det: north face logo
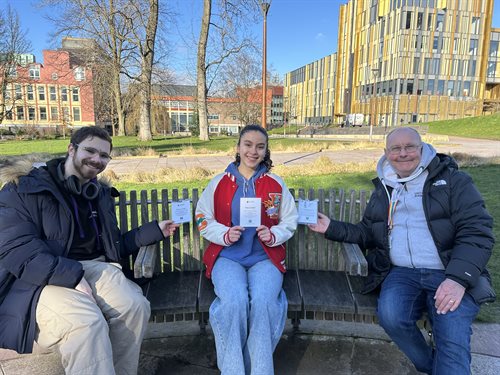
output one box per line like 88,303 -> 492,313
432,180 -> 447,186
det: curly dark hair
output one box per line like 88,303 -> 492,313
234,124 -> 273,171
70,126 -> 113,152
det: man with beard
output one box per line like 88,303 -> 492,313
0,126 -> 179,374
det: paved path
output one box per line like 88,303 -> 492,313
107,135 -> 500,175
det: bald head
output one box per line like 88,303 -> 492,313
385,127 -> 422,147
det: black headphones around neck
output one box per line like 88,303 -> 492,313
57,162 -> 100,200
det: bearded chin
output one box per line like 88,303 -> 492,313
72,157 -> 102,180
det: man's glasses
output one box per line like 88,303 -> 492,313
75,143 -> 112,161
387,144 -> 421,155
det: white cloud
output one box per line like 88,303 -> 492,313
315,32 -> 326,40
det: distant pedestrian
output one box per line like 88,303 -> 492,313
196,124 -> 298,374
308,127 -> 495,375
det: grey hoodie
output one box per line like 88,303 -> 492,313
376,143 -> 444,270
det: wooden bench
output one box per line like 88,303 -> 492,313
125,187 -> 379,329
1,187 -> 432,374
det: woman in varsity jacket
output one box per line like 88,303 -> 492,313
196,124 -> 298,375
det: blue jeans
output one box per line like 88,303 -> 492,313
377,267 -> 480,375
210,257 -> 287,375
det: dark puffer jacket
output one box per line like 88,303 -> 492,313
0,157 -> 164,353
325,154 -> 495,304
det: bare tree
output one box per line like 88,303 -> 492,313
221,51 -> 261,125
0,6 -> 31,125
196,0 -> 259,141
136,0 -> 159,141
39,0 -> 167,139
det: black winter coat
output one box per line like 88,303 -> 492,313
325,154 -> 495,304
0,160 -> 164,353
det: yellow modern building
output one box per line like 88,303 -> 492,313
284,0 -> 500,127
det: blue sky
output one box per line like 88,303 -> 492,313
2,0 -> 500,78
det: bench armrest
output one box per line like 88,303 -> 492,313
340,242 -> 368,276
133,244 -> 158,279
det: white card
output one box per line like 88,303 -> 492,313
171,200 -> 191,224
298,199 -> 318,224
239,198 -> 261,227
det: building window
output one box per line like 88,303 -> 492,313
405,11 -> 412,29
61,87 -> 68,101
49,86 -> 57,101
72,88 -> 79,102
74,67 -> 85,81
463,81 -> 470,96
16,106 -> 24,120
471,17 -> 480,34
433,37 -> 439,52
39,107 -> 47,120
469,39 -> 478,55
208,114 -> 219,120
447,81 -> 455,96
4,85 -> 11,100
28,107 -> 35,121
427,79 -> 435,95
487,62 -> 496,78
29,65 -> 40,79
416,12 -> 423,30
73,107 -> 81,122
436,13 -> 444,31
52,72 -> 58,80
406,79 -> 414,95
232,115 -> 237,120
5,109 -> 13,120
468,60 -> 476,76
15,84 -> 22,100
490,41 -> 499,57
27,85 -> 34,101
38,86 -> 46,101
427,13 -> 433,31
437,80 -> 445,95
7,66 -> 17,77
51,106 -> 59,121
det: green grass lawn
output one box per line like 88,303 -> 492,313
426,113 -> 500,140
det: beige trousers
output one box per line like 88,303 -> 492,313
35,258 -> 151,375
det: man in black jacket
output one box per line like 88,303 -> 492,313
0,126 -> 178,374
309,127 -> 495,375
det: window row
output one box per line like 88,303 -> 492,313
361,78 -> 476,97
5,85 -> 80,103
7,65 -> 86,81
4,106 -> 81,122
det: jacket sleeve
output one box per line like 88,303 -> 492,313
268,178 -> 298,246
120,220 -> 165,257
0,187 -> 83,289
444,171 -> 494,288
195,174 -> 230,246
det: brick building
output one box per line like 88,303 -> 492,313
1,39 -> 96,133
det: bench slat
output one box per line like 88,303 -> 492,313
146,272 -> 199,315
298,270 -> 355,314
341,243 -> 368,276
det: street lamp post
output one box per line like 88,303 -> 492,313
261,0 -> 271,129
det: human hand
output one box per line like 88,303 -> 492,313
75,277 -> 97,303
158,220 -> 180,237
256,225 -> 272,244
307,212 -> 331,234
434,278 -> 466,314
226,226 -> 245,244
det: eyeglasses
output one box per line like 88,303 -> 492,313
75,143 -> 112,161
387,144 -> 421,155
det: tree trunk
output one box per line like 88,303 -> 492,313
197,0 -> 211,141
138,0 -> 159,141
